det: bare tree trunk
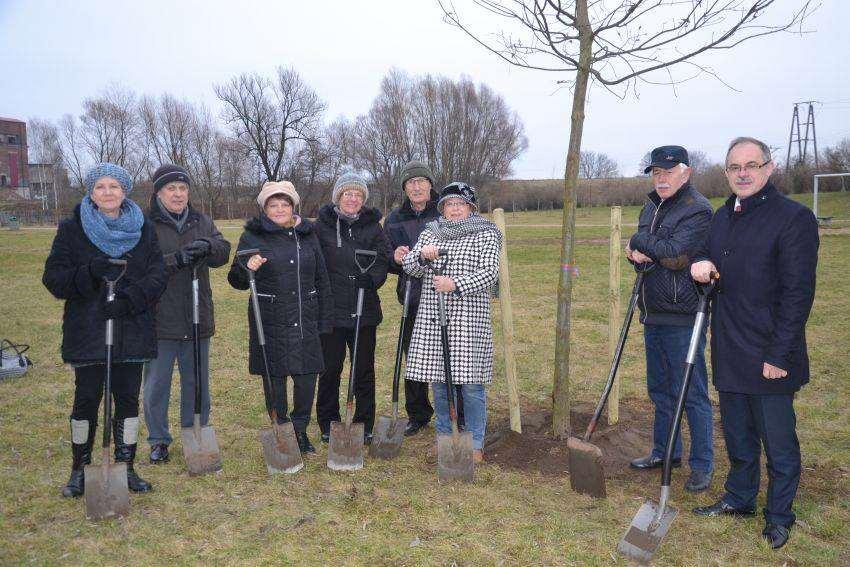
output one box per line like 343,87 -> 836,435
552,0 -> 591,439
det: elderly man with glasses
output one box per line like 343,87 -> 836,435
626,145 -> 715,493
690,137 -> 819,550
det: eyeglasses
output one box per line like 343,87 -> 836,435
725,160 -> 772,174
340,190 -> 364,201
442,200 -> 469,209
405,177 -> 430,188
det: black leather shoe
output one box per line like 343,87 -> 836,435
364,432 -> 373,446
320,432 -> 330,444
149,443 -> 169,464
404,420 -> 429,437
763,523 -> 790,549
629,455 -> 681,470
692,499 -> 755,517
684,470 -> 713,493
296,431 -> 316,455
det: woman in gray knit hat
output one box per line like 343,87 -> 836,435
314,172 -> 390,445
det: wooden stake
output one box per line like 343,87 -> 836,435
608,206 -> 622,425
493,208 -> 522,433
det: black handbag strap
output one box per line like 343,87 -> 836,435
1,339 -> 30,363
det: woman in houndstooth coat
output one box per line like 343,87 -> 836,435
402,182 -> 502,461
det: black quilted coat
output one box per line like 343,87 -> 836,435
629,182 -> 713,326
228,215 -> 331,377
42,204 -> 166,365
314,204 -> 390,328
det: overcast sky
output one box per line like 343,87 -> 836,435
2,0 -> 848,179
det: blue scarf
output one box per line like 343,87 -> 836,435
80,196 -> 145,258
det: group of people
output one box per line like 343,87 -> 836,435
42,159 -> 502,499
628,138 -> 819,549
41,135 -> 818,552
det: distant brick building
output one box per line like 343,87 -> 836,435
0,117 -> 29,198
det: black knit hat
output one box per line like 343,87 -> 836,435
399,160 -> 434,191
437,181 -> 477,212
152,164 -> 192,192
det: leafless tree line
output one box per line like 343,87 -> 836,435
27,66 -> 529,218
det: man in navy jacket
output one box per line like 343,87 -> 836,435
691,136 -> 819,549
626,145 -> 714,493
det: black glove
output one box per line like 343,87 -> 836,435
183,239 -> 211,263
355,272 -> 373,290
89,256 -> 113,280
103,292 -> 132,320
173,249 -> 191,269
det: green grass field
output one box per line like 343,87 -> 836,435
1,196 -> 848,565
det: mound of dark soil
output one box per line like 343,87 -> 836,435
484,397 -> 655,477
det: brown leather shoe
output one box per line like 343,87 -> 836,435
473,449 -> 484,464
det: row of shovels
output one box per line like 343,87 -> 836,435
82,253 -> 717,563
564,266 -> 719,564
85,248 -> 475,522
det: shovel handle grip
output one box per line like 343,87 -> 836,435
431,249 -> 449,277
236,248 -> 260,258
354,249 -> 377,274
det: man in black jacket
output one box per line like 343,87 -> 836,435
691,137 -> 819,550
143,164 -> 231,464
626,145 -> 714,493
383,161 -> 463,436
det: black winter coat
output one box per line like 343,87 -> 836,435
149,201 -> 231,340
42,204 -> 166,365
695,183 -> 819,395
315,204 -> 390,328
629,182 -> 712,326
383,194 -> 440,312
228,215 -> 332,378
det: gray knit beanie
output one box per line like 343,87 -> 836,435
332,171 -> 369,204
399,160 -> 434,191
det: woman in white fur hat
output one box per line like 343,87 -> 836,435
228,181 -> 332,454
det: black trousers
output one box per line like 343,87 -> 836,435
402,312 -> 464,426
261,373 -> 317,434
71,362 -> 143,424
719,392 -> 800,527
317,326 -> 377,435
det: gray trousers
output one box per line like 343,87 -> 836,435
143,338 -> 211,446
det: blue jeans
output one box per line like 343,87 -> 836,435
719,392 -> 799,527
431,383 -> 486,450
143,338 -> 211,446
644,324 -> 713,473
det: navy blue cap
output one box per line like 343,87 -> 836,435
644,145 -> 689,173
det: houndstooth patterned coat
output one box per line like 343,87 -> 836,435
402,216 -> 502,384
